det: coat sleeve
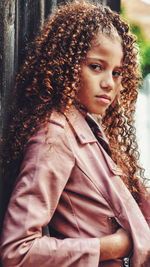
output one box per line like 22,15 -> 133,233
137,180 -> 150,226
1,123 -> 100,267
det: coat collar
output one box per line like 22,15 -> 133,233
66,106 -> 109,144
65,106 -> 97,144
50,106 -> 108,145
49,106 -> 96,144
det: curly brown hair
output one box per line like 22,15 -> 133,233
1,0 -> 148,206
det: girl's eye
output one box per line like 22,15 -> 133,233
112,70 -> 122,78
89,64 -> 102,71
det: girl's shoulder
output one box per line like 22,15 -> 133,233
23,110 -> 74,162
27,110 -> 67,147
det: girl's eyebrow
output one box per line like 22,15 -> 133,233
86,57 -> 103,61
86,57 -> 105,64
85,57 -> 106,66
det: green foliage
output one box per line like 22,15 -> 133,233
121,5 -> 150,77
140,44 -> 150,77
130,22 -> 145,44
130,21 -> 150,77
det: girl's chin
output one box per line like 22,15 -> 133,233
89,109 -> 106,116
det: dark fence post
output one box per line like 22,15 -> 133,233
0,0 -> 58,137
0,2 -> 17,265
107,0 -> 121,13
0,0 -> 17,136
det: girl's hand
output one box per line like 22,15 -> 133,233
100,228 -> 133,261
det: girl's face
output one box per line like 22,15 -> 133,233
78,33 -> 123,115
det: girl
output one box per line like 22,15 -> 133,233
1,1 -> 150,266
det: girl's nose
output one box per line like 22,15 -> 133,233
100,73 -> 114,91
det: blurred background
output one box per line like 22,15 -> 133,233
0,0 -> 150,181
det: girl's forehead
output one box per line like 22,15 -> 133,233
89,31 -> 123,56
87,33 -> 123,65
93,28 -> 122,46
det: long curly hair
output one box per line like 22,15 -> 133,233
1,0 -> 148,207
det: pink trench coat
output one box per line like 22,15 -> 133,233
1,107 -> 150,267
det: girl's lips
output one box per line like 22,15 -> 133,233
95,95 -> 111,104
